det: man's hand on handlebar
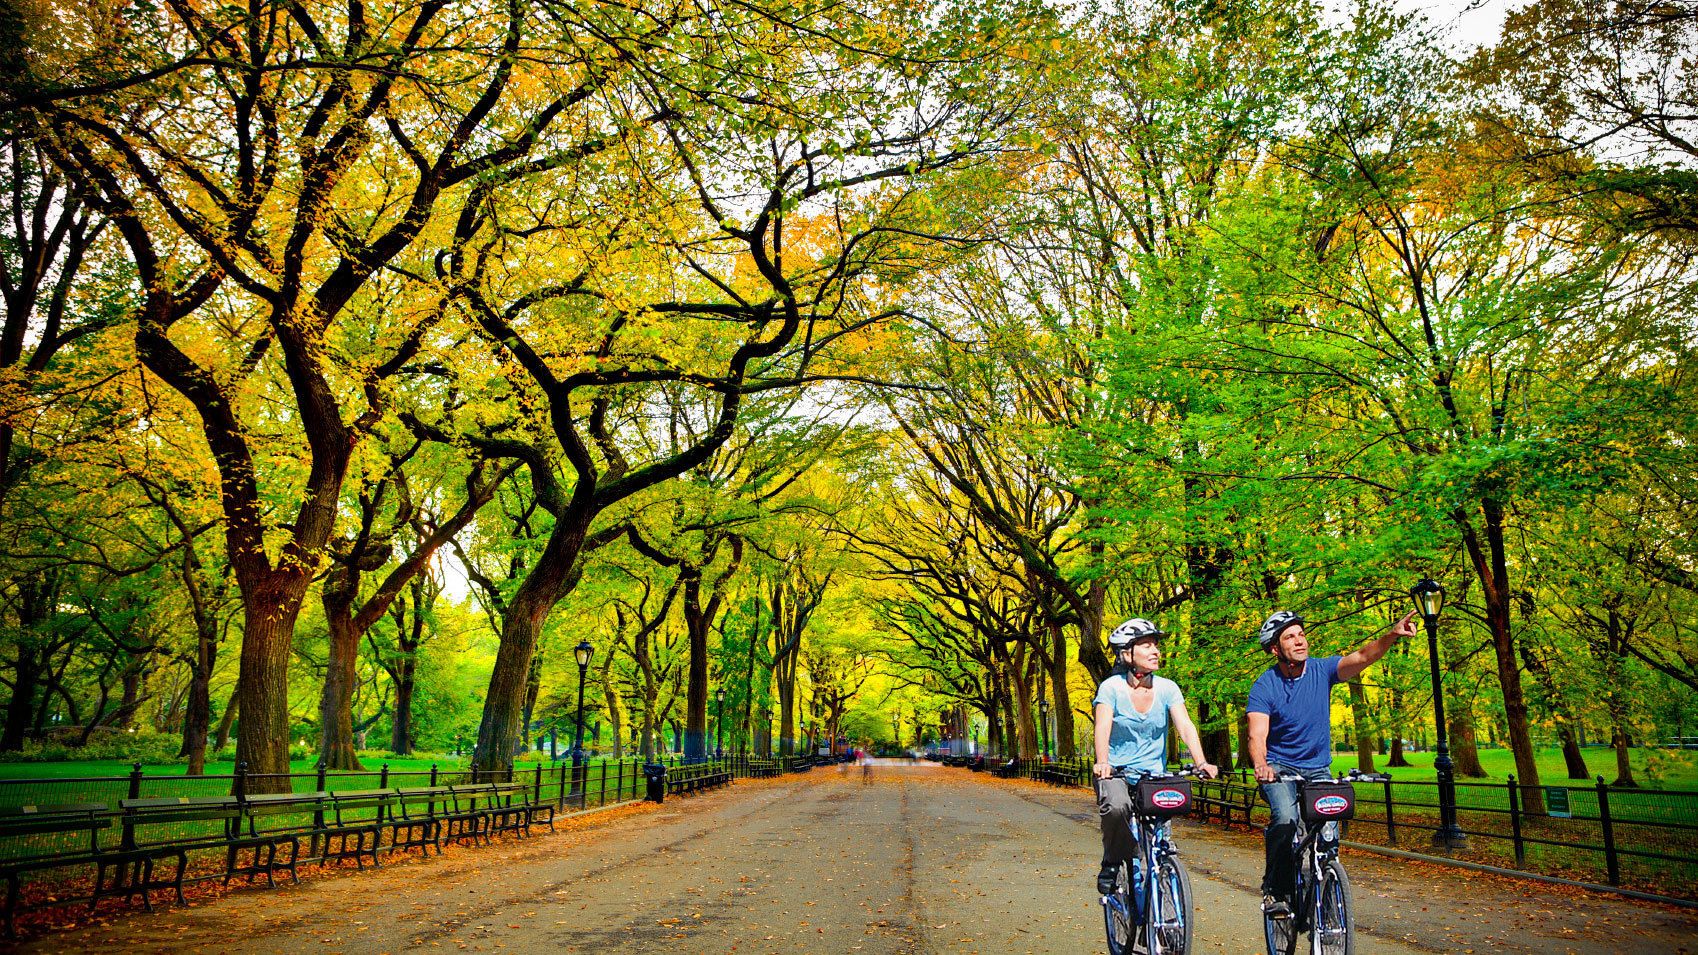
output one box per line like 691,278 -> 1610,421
1194,761 -> 1219,779
1093,761 -> 1113,779
1254,763 -> 1277,783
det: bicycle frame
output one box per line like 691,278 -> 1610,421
1264,771 -> 1379,955
1101,769 -> 1196,955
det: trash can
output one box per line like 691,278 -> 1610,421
643,763 -> 667,803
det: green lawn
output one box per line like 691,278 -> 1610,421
1325,745 -> 1698,792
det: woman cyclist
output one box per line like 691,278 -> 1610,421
1093,617 -> 1219,895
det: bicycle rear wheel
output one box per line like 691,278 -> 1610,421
1150,857 -> 1192,955
1316,860 -> 1354,955
1101,862 -> 1135,955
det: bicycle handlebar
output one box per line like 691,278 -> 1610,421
1113,763 -> 1216,781
1271,769 -> 1391,784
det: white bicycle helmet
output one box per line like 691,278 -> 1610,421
1108,618 -> 1167,648
1257,611 -> 1304,650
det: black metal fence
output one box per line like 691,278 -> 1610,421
980,757 -> 1698,899
0,752 -> 824,878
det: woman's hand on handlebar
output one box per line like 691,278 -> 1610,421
1093,761 -> 1113,779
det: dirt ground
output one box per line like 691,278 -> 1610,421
13,761 -> 1697,954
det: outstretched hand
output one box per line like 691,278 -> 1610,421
1390,610 -> 1418,641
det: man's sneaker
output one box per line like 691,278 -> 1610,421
1261,894 -> 1292,919
1097,866 -> 1119,895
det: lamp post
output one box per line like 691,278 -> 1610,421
1038,699 -> 1051,761
1411,579 -> 1466,849
714,687 -> 726,760
572,640 -> 593,795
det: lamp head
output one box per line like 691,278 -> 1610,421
574,639 -> 593,668
1410,578 -> 1444,624
716,688 -> 725,703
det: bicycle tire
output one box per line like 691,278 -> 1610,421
1316,860 -> 1354,955
1150,856 -> 1192,955
1102,861 -> 1135,955
1263,897 -> 1297,955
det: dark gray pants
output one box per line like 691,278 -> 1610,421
1095,776 -> 1138,870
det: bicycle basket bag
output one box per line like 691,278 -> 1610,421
1133,778 -> 1193,817
1300,781 -> 1355,823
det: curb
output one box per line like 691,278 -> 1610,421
1340,840 -> 1698,910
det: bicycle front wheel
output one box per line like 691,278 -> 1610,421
1263,895 -> 1298,955
1101,862 -> 1135,955
1150,857 -> 1192,955
1316,860 -> 1354,955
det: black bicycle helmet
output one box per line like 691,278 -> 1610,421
1108,618 -> 1167,648
1257,611 -> 1304,650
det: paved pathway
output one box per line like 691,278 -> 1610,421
21,762 -> 1698,953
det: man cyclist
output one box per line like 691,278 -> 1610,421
1248,608 -> 1416,917
1093,618 -> 1218,895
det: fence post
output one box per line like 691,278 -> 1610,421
312,761 -> 329,858
1383,777 -> 1396,845
430,763 -> 438,787
1596,776 -> 1619,886
122,762 -> 143,850
558,763 -> 567,807
535,763 -> 544,806
234,761 -> 248,799
1507,775 -> 1524,866
471,765 -> 480,785
379,763 -> 390,788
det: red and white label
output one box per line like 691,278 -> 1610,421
1313,795 -> 1350,815
1151,788 -> 1187,809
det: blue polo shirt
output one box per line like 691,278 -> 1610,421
1246,655 -> 1341,770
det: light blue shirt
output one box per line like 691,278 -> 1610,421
1094,673 -> 1183,773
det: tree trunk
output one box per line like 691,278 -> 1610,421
389,651 -> 417,755
683,572 -> 709,760
2,644 -> 43,751
1612,724 -> 1636,787
471,520 -> 588,774
318,604 -> 365,771
1236,710 -> 1252,770
1557,723 -> 1588,779
1047,618 -> 1076,758
214,690 -> 238,753
1197,699 -> 1233,769
1348,681 -> 1376,774
1458,505 -> 1543,813
1447,696 -> 1487,778
235,589 -> 306,793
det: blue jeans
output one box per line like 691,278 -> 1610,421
1259,764 -> 1331,897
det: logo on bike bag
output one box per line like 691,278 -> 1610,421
1312,795 -> 1350,815
1151,788 -> 1187,809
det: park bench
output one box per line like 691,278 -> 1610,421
482,783 -> 535,840
322,789 -> 390,868
105,796 -> 239,911
387,787 -> 446,857
227,791 -> 324,887
0,803 -> 111,935
1192,776 -> 1256,828
443,785 -> 499,847
1036,763 -> 1080,787
506,781 -> 556,833
669,765 -> 732,797
993,758 -> 1020,779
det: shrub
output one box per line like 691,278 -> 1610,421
0,732 -> 185,764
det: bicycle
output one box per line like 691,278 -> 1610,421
1262,769 -> 1387,955
1098,765 -> 1204,955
